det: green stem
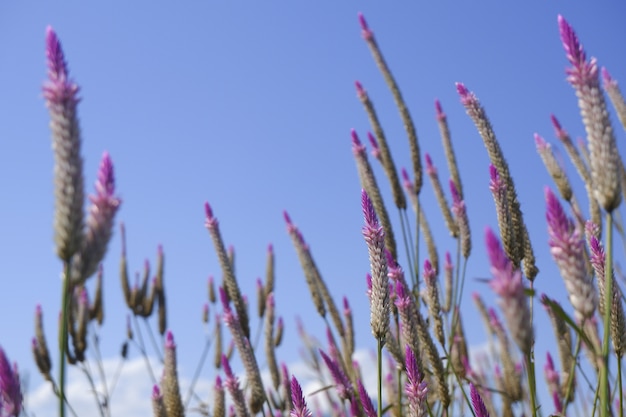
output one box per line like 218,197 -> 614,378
59,262 -> 72,417
561,335 -> 583,413
377,338 -> 383,417
525,350 -> 539,417
618,356 -> 623,417
601,212 -> 614,417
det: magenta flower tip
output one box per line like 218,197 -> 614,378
401,167 -> 410,182
550,114 -> 562,132
152,384 -> 161,399
283,210 -> 292,225
355,80 -> 365,96
221,354 -> 234,377
96,152 -> 116,196
267,243 -> 273,253
558,15 -> 586,67
267,292 -> 275,308
485,227 -> 507,273
449,179 -> 461,203
357,12 -> 368,30
215,375 -> 223,389
424,153 -> 435,174
435,99 -> 445,120
445,251 -> 452,266
350,128 -> 362,147
489,164 -> 498,181
219,287 -> 230,310
601,67 -> 614,86
545,351 -> 555,369
534,133 -> 548,149
165,330 -> 175,348
36,304 -> 42,315
366,131 -> 379,149
470,383 -> 490,417
343,296 -> 350,310
361,190 -> 378,227
204,201 -> 213,220
45,26 -> 68,81
455,82 -> 469,97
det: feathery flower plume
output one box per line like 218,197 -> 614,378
470,383 -> 490,417
435,99 -> 463,200
457,83 -> 538,279
361,190 -> 390,343
342,297 -> 355,363
151,385 -> 167,417
264,293 -> 280,389
366,132 -> 381,160
601,67 -> 626,129
450,179 -> 471,258
219,288 -> 266,412
358,13 -> 423,195
356,379 -> 376,417
205,202 -> 250,339
319,349 -> 353,401
162,331 -> 185,417
354,81 -> 407,209
290,376 -> 312,417
544,352 -> 561,398
534,134 -> 574,203
559,15 -> 621,212
405,346 -> 428,417
33,305 -> 52,381
0,347 -> 22,417
545,187 -> 597,321
221,355 -> 250,417
422,260 -> 444,346
264,244 -> 275,308
71,152 -> 121,284
283,211 -> 345,338
425,153 -> 458,237
485,227 -> 533,355
44,27 -> 86,262
442,252 -> 453,313
352,129 -> 398,260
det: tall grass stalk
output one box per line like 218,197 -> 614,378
601,212 -> 614,417
58,263 -> 71,417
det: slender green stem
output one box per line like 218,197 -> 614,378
618,357 -> 623,417
525,350 -> 539,417
561,335 -> 582,413
377,338 -> 383,417
601,212 -> 614,417
59,262 -> 72,417
398,207 -> 415,289
184,336 -> 213,408
131,315 -> 158,384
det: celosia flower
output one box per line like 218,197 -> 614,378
545,187 -> 597,321
559,15 -> 621,212
485,227 -> 533,355
162,331 -> 184,417
470,383 -> 490,417
361,190 -> 390,343
356,379 -> 376,417
290,376 -> 312,417
319,349 -> 353,401
0,348 -> 22,417
221,355 -> 249,417
404,346 -> 428,417
71,152 -> 121,284
43,26 -> 85,262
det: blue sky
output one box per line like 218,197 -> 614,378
1,2 -> 626,415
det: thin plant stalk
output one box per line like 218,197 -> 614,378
601,212 -> 614,417
562,334 -> 583,412
618,357 -> 623,417
377,338 -> 383,417
59,262 -> 71,417
184,336 -> 213,408
398,207 -> 416,289
525,352 -> 539,417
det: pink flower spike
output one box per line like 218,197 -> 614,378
423,259 -> 436,285
219,287 -> 231,311
290,376 -> 312,417
357,12 -> 373,41
435,99 -> 445,120
165,330 -> 175,349
424,153 -> 436,175
534,133 -> 548,150
367,132 -> 381,159
449,179 -> 461,204
601,67 -> 614,86
545,187 -> 571,240
357,379 -> 376,417
470,383 -> 490,417
355,81 -> 366,98
558,15 -> 586,70
45,26 -> 69,82
455,82 -> 474,106
204,202 -> 215,225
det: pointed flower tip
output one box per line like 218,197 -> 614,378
401,167 -> 410,182
152,385 -> 161,399
204,201 -> 213,220
219,287 -> 230,310
558,15 -> 585,66
283,210 -> 292,225
357,12 -> 368,30
435,99 -> 445,119
534,133 -> 548,149
449,179 -> 460,202
455,82 -> 468,96
424,153 -> 435,174
267,243 -> 273,253
601,67 -> 614,85
470,383 -> 490,417
355,80 -> 365,96
350,128 -> 361,145
366,131 -> 379,149
221,354 -> 233,377
165,330 -> 175,348
45,26 -> 67,80
361,190 -> 377,226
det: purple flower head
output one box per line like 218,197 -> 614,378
445,252 -> 453,271
290,376 -> 312,417
343,297 -> 351,314
357,12 -> 374,41
361,190 -> 379,230
545,187 -> 573,242
470,383 -> 490,417
435,99 -> 445,121
394,280 -> 411,311
422,259 -> 436,285
534,133 -> 549,151
544,352 -> 560,386
204,201 -> 217,229
485,228 -> 518,293
558,15 -> 593,85
165,330 -> 175,350
319,349 -> 352,400
424,153 -> 436,175
601,67 -> 616,88
456,82 -> 476,107
401,168 -> 413,191
0,348 -> 22,417
367,132 -> 381,159
219,287 -> 231,312
351,129 -> 366,156
365,273 -> 372,299
357,379 -> 376,417
43,27 -> 80,104
152,385 -> 162,400
405,346 -> 428,415
550,114 -> 568,140
355,81 -> 366,98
